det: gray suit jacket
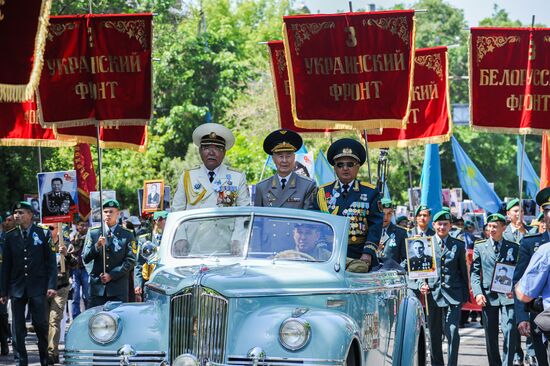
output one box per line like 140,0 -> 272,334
254,172 -> 316,209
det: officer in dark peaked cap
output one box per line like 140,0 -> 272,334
83,199 -> 136,308
312,138 -> 383,272
0,201 -> 57,366
255,129 -> 317,209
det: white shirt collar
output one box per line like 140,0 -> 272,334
203,164 -> 222,178
338,180 -> 355,189
278,172 -> 292,185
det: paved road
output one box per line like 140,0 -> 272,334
0,320 -> 533,365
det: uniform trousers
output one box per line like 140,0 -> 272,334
47,285 -> 70,358
514,336 -> 536,363
11,295 -> 49,366
0,301 -> 9,347
481,304 -> 518,366
427,296 -> 461,366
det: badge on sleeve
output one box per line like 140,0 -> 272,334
132,240 -> 138,255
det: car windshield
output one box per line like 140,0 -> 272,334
171,214 -> 334,262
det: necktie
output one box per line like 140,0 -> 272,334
440,238 -> 446,250
281,178 -> 287,190
342,184 -> 350,197
208,171 -> 215,183
382,228 -> 387,237
419,231 -> 425,237
23,230 -> 28,240
494,241 -> 500,254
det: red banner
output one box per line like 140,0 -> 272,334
56,124 -> 147,152
283,10 -> 415,130
0,98 -> 73,147
267,41 -> 342,135
0,0 -> 52,102
470,27 -> 550,135
38,13 -> 152,128
368,47 -> 451,148
73,143 -> 97,220
542,132 -> 550,189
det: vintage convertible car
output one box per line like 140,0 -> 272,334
64,207 -> 426,366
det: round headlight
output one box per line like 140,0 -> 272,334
279,318 -> 310,351
88,312 -> 119,344
173,354 -> 199,366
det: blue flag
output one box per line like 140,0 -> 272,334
383,182 -> 391,200
420,144 -> 443,214
516,136 -> 540,199
314,150 -> 335,186
451,136 -> 502,213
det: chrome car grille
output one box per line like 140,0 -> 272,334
63,349 -> 166,365
171,286 -> 228,363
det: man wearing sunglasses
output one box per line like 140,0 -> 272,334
312,138 -> 383,272
172,123 -> 250,211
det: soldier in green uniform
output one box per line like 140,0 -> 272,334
83,199 -> 136,307
513,188 -> 550,366
470,213 -> 520,366
377,198 -> 407,266
134,211 -> 167,301
0,202 -> 57,366
312,138 -> 383,272
408,205 -> 435,238
418,210 -> 469,366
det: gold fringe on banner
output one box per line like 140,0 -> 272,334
0,0 -> 52,102
282,16 -> 417,131
470,125 -> 549,136
0,138 -> 75,148
53,125 -> 148,153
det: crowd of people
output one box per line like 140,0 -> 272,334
0,122 -> 549,366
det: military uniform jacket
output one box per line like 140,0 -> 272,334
513,231 -> 550,324
503,223 -> 534,243
83,225 -> 136,298
172,163 -> 250,211
313,180 -> 383,260
41,191 -> 75,217
0,225 -> 57,298
254,172 -> 316,209
379,223 -> 407,265
421,235 -> 469,307
470,238 -> 519,306
407,226 -> 436,238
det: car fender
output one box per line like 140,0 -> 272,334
392,292 -> 426,366
227,304 -> 361,361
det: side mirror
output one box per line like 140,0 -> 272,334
140,241 -> 157,261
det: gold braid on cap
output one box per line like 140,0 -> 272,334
271,141 -> 296,153
333,147 -> 359,162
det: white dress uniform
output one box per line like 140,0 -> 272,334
172,163 -> 250,211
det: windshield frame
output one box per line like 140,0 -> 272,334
162,211 -> 338,264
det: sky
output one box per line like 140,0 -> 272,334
302,0 -> 549,27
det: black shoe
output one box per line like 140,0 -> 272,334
512,361 -> 522,366
0,342 -> 8,356
526,356 -> 538,366
47,354 -> 59,365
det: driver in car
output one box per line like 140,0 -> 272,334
276,223 -> 331,261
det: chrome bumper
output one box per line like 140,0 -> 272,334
210,356 -> 345,366
64,349 -> 167,366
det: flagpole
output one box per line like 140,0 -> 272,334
406,147 -> 414,211
37,146 -> 43,172
96,123 -> 106,274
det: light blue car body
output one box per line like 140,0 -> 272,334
65,207 -> 425,366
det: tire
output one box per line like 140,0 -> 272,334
346,343 -> 358,366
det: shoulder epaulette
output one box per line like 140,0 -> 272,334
524,233 -> 542,239
360,181 -> 375,189
474,239 -> 487,244
187,165 -> 200,170
90,225 -> 101,230
5,227 -> 16,234
120,226 -> 134,233
295,174 -> 314,182
37,223 -> 49,230
319,181 -> 334,189
226,166 -> 242,172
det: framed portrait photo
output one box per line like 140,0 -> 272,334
143,179 -> 164,213
37,170 -> 79,224
406,236 -> 437,280
490,262 -> 515,294
90,190 -> 116,225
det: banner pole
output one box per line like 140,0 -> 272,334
95,123 -> 106,274
37,146 -> 43,173
406,147 -> 414,211
58,222 -> 66,273
363,129 -> 373,183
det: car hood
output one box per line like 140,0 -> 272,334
148,261 -> 342,297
